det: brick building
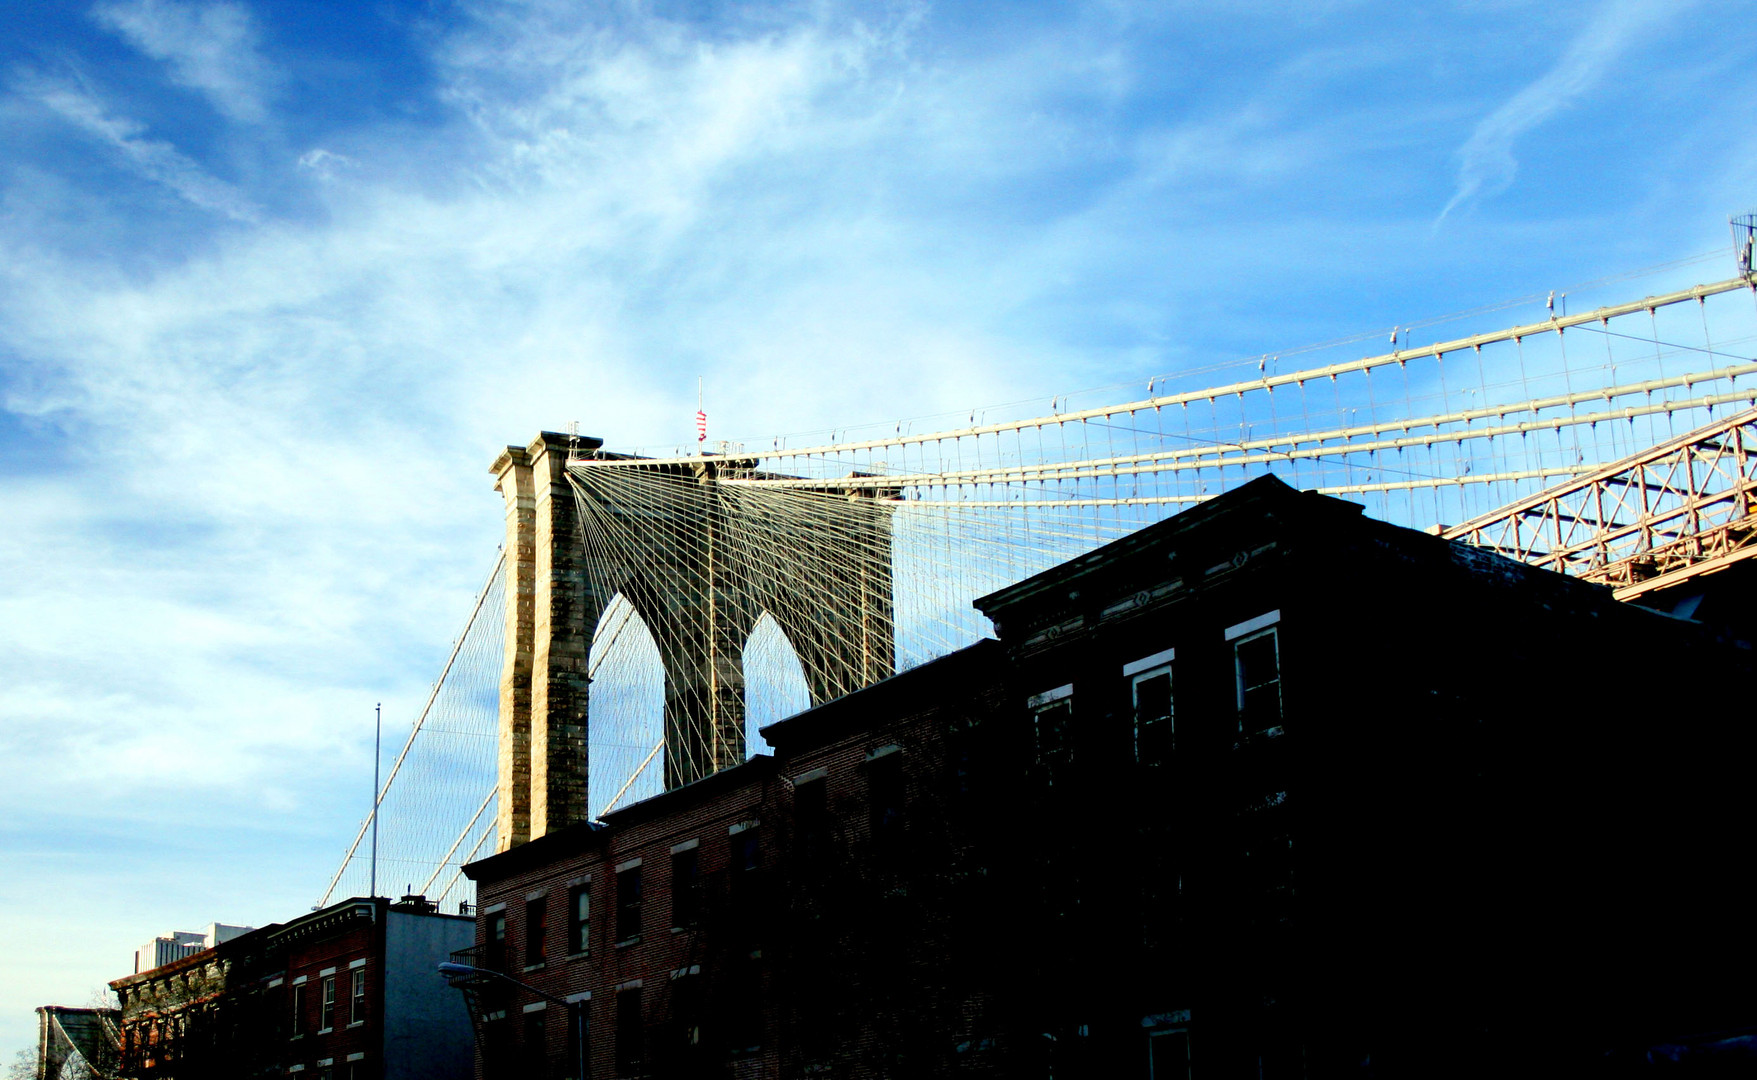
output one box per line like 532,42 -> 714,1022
462,476 -> 1757,1078
110,895 -> 474,1080
458,641 -> 1017,1078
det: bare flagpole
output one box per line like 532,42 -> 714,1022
370,702 -> 381,899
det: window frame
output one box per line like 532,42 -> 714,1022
615,864 -> 642,945
521,1007 -> 548,1076
349,968 -> 367,1026
794,775 -> 828,859
562,994 -> 589,1080
485,909 -> 508,971
319,975 -> 337,1032
525,895 -> 548,970
289,981 -> 307,1039
1227,611 -> 1283,734
1027,684 -> 1074,782
615,987 -> 643,1077
671,846 -> 700,930
865,753 -> 905,844
567,882 -> 591,957
1125,647 -> 1177,766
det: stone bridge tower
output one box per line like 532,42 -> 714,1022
490,432 -> 895,851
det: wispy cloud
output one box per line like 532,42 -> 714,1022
91,0 -> 279,123
4,0 -> 1757,1061
1438,0 -> 1678,223
26,77 -> 261,221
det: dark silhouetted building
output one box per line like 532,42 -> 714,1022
462,476 -> 1757,1078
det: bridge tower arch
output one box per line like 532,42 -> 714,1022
490,432 -> 896,852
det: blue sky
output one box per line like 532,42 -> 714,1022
2,0 -> 1755,1057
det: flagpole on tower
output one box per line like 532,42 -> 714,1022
696,377 -> 707,455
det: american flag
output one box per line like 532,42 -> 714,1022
695,410 -> 707,443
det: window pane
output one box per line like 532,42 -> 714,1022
671,849 -> 699,929
616,867 -> 642,942
616,990 -> 643,1076
868,758 -> 904,843
526,897 -> 548,965
1033,697 -> 1073,785
487,912 -> 507,971
1134,669 -> 1174,766
350,969 -> 366,1025
522,1011 -> 547,1075
1235,629 -> 1282,731
1149,1030 -> 1190,1080
732,830 -> 760,873
796,780 -> 827,859
1236,631 -> 1279,690
563,1002 -> 588,1080
568,886 -> 590,955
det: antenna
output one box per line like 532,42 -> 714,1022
370,702 -> 381,899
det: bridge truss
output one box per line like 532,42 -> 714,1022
1443,404 -> 1757,600
320,251 -> 1757,911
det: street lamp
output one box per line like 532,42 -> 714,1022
438,962 -> 586,1080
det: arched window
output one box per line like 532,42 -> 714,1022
588,594 -> 665,816
742,612 -> 810,757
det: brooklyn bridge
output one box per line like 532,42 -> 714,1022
320,224 -> 1757,912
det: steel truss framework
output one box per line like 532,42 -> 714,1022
1442,405 -> 1757,599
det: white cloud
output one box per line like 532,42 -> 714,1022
297,148 -> 355,181
92,0 -> 279,123
26,77 -> 261,221
6,0 -> 1756,1061
1438,0 -> 1679,222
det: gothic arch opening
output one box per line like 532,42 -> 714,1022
743,611 -> 811,758
587,594 -> 665,816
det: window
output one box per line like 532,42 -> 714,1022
486,909 -> 508,971
1028,685 -> 1074,784
482,1014 -> 513,1074
730,827 -> 760,875
319,975 -> 337,1031
521,1009 -> 547,1076
671,974 -> 703,1060
567,884 -> 590,956
1148,1028 -> 1191,1080
526,896 -> 548,969
616,866 -> 642,944
867,755 -> 903,845
563,999 -> 589,1080
349,968 -> 367,1025
671,848 -> 700,929
795,776 -> 827,859
1229,615 -> 1282,733
1126,648 -> 1176,767
615,989 -> 643,1076
290,982 -> 306,1038
727,957 -> 763,1053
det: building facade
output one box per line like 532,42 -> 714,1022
463,476 -> 1757,1078
110,896 -> 474,1080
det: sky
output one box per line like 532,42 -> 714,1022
3,0 -> 1755,1058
